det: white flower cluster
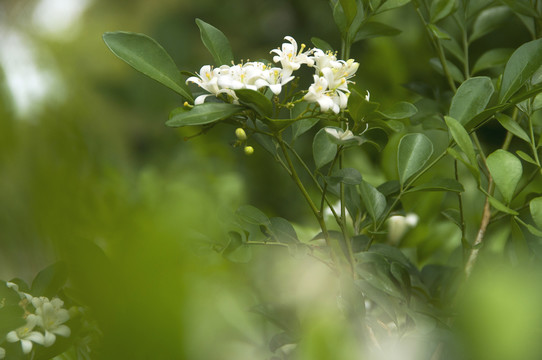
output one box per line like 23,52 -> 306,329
187,36 -> 359,113
2,282 -> 71,357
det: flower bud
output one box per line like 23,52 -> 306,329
244,146 -> 254,156
235,128 -> 247,141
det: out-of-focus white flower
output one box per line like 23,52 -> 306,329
0,346 -> 5,359
270,36 -> 314,77
388,213 -> 419,244
33,297 -> 71,347
6,314 -> 45,354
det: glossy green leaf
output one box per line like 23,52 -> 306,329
102,32 -> 193,101
377,0 -> 411,13
429,57 -> 464,83
235,89 -> 273,118
311,37 -> 334,52
397,133 -> 434,185
353,22 -> 401,42
530,197 -> 542,229
405,178 -> 464,193
516,150 -> 538,166
499,38 -> 542,103
195,18 -> 234,66
430,0 -> 457,23
378,101 -> 417,119
236,205 -> 271,226
444,116 -> 478,170
496,113 -> 530,143
313,128 -> 337,169
339,0 -> 357,26
328,168 -> 363,185
166,103 -> 243,127
31,261 -> 68,297
470,6 -> 511,42
486,149 -> 522,204
472,48 -> 514,75
449,77 -> 494,125
359,180 -> 386,222
428,24 -> 451,40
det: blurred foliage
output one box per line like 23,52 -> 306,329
2,0 -> 542,359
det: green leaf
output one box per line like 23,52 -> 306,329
444,116 -> 478,170
327,168 -> 363,185
332,1 -> 348,35
195,18 -> 234,66
102,32 -> 193,101
397,133 -> 434,185
166,103 -> 243,127
313,128 -> 337,169
430,0 -> 457,23
235,89 -> 273,118
405,178 -> 465,193
0,281 -> 21,306
223,231 -> 252,263
0,305 -> 26,339
376,0 -> 411,13
499,38 -> 542,103
291,118 -> 320,140
530,197 -> 542,229
487,195 -> 518,215
348,88 -> 379,122
472,48 -> 514,75
449,77 -> 494,125
236,205 -> 271,226
442,37 -> 465,63
499,0 -> 534,17
496,113 -> 530,143
442,208 -> 461,228
269,217 -> 299,244
515,216 -> 542,237
470,6 -> 511,42
339,0 -> 358,26
359,180 -> 386,223
311,37 -> 334,52
516,150 -> 538,165
377,101 -> 417,119
31,262 -> 68,297
486,149 -> 522,204
428,24 -> 451,40
429,57 -> 464,83
262,118 -> 298,132
353,22 -> 401,42
447,147 -> 480,183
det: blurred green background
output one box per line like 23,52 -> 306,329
1,0 -> 541,359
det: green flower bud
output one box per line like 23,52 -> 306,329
244,146 -> 254,156
235,128 -> 247,141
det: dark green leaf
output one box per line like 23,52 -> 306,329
428,24 -> 451,40
339,0 -> 358,26
195,18 -> 234,66
235,89 -> 273,118
223,231 -> 252,263
332,1 -> 348,35
486,149 -> 522,204
516,150 -> 538,165
313,128 -> 337,169
31,261 -> 68,297
442,208 -> 461,228
449,77 -> 494,125
487,195 -> 518,215
348,87 -> 378,122
530,197 -> 542,229
376,0 -> 411,13
472,48 -> 514,75
353,22 -> 401,42
359,180 -> 386,222
430,0 -> 457,23
496,113 -> 530,142
499,0 -> 535,17
442,37 -> 465,63
236,205 -> 270,226
515,216 -> 542,237
102,32 -> 193,101
499,38 -> 542,103
446,147 -> 480,183
166,103 -> 243,127
429,57 -> 464,83
377,101 -> 417,119
444,116 -> 478,171
470,6 -> 511,42
291,118 -> 320,140
397,133 -> 434,185
311,37 -> 334,52
406,178 -> 464,193
328,168 -> 363,185
262,118 -> 298,132
269,217 -> 299,244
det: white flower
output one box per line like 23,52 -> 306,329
270,36 -> 313,77
255,67 -> 295,95
0,347 -> 5,359
186,65 -> 222,104
6,314 -> 45,354
324,126 -> 364,145
33,297 -> 71,347
303,75 -> 337,113
388,213 -> 419,244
